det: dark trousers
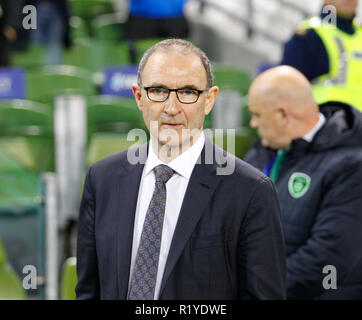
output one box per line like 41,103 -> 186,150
125,14 -> 189,63
0,40 -> 10,66
126,14 -> 189,40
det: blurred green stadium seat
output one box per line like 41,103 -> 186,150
212,127 -> 256,159
0,237 -> 6,265
60,257 -> 77,300
0,100 -> 52,134
69,16 -> 89,40
69,0 -> 115,36
212,65 -> 254,132
86,95 -> 146,165
0,237 -> 27,300
204,113 -> 212,129
0,171 -> 41,209
0,104 -> 50,299
87,132 -> 144,165
11,45 -> 46,70
0,100 -> 54,173
64,38 -> 106,72
64,38 -> 130,72
26,65 -> 96,104
0,152 -> 42,208
70,0 -> 114,21
213,65 -> 252,96
0,136 -> 54,173
0,167 -> 45,300
0,100 -> 48,299
92,13 -> 126,43
0,148 -> 27,174
103,42 -> 131,66
87,95 -> 145,135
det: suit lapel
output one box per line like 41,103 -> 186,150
159,140 -> 222,296
116,144 -> 148,299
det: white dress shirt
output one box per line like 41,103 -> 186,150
277,113 -> 326,156
303,112 -> 326,142
128,133 -> 205,300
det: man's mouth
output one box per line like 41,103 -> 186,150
162,123 -> 183,127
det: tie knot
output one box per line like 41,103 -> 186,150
154,165 -> 174,184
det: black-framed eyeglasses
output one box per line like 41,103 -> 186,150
143,86 -> 208,104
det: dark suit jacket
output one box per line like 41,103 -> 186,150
76,138 -> 286,299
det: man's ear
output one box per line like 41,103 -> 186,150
132,84 -> 143,111
277,106 -> 289,127
204,86 -> 219,115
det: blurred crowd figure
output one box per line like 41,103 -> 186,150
245,66 -> 362,299
125,0 -> 190,63
0,0 -> 23,66
0,0 -> 71,66
30,0 -> 71,65
281,0 -> 362,111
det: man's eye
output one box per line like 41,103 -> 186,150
150,88 -> 167,94
179,89 -> 197,95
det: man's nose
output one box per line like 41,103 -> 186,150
250,116 -> 258,128
164,91 -> 181,114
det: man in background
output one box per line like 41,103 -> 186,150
281,0 -> 362,111
31,0 -> 71,64
244,65 -> 362,299
0,0 -> 23,66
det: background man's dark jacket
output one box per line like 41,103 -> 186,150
244,101 -> 362,299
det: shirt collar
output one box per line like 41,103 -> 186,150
303,112 -> 326,143
144,132 -> 205,179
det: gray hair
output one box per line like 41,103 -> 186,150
137,38 -> 214,88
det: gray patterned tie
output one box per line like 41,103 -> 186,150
128,164 -> 174,300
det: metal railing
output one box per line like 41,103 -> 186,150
198,0 -> 316,44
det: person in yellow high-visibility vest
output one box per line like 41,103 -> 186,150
281,0 -> 362,111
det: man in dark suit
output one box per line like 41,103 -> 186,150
76,39 -> 286,300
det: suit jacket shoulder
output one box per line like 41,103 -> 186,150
213,143 -> 271,186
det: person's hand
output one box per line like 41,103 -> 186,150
3,25 -> 17,42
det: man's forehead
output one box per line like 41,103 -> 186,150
148,49 -> 201,62
142,50 -> 207,83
